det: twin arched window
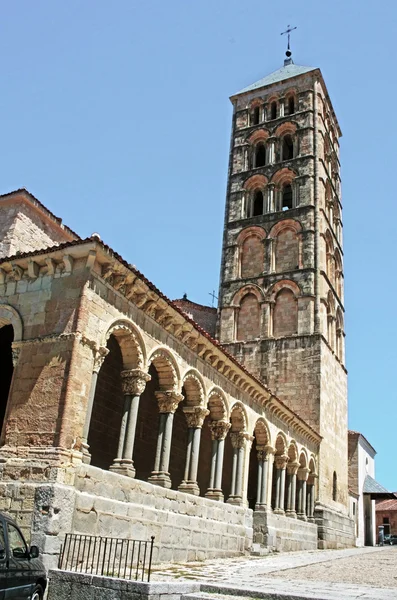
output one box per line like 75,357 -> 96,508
249,94 -> 296,126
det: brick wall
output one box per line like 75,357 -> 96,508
275,228 -> 299,272
241,235 -> 264,277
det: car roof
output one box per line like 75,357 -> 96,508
0,511 -> 22,527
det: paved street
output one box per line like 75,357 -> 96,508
153,546 -> 397,599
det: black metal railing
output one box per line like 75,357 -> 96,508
58,533 -> 155,582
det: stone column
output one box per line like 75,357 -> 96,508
227,432 -> 247,506
264,447 -> 275,509
274,455 -> 288,514
81,346 -> 109,464
307,476 -> 316,522
279,98 -> 285,117
148,390 -> 183,488
297,467 -> 310,520
110,369 -> 151,478
178,406 -> 209,495
267,183 -> 276,212
286,461 -> 299,518
255,446 -> 268,509
205,420 -> 230,501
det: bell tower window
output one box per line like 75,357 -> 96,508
255,144 -> 267,168
282,185 -> 293,210
253,191 -> 264,216
270,102 -> 277,120
282,135 -> 294,161
288,96 -> 295,115
252,106 -> 260,125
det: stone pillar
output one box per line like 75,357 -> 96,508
110,369 -> 151,478
274,455 -> 288,514
178,406 -> 209,495
81,346 -> 109,464
148,390 -> 183,488
265,447 -> 275,509
227,432 -> 247,506
205,420 -> 230,501
267,183 -> 276,212
307,476 -> 317,522
297,467 -> 310,520
255,446 -> 268,509
286,461 -> 299,518
279,98 -> 285,117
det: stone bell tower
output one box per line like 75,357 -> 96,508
217,49 -> 354,547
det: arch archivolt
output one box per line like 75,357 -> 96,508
237,226 -> 266,245
182,369 -> 206,407
103,318 -> 146,370
249,97 -> 263,109
275,122 -> 297,138
232,284 -> 265,307
299,449 -> 309,468
147,346 -> 181,392
207,387 -> 229,421
275,431 -> 288,455
287,439 -> 299,462
0,305 -> 23,341
253,418 -> 271,447
243,174 -> 268,191
270,167 -> 297,186
267,279 -> 301,302
229,402 -> 248,432
268,218 -> 302,239
248,129 -> 270,145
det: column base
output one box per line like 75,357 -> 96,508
255,503 -> 268,511
109,459 -> 136,478
273,508 -> 285,515
286,510 -> 297,519
205,489 -> 224,502
148,472 -> 172,488
178,481 -> 200,496
227,496 -> 243,506
297,513 -> 308,521
81,443 -> 92,465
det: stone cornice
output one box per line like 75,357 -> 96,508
0,239 -> 322,447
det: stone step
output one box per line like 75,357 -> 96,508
182,588 -> 322,600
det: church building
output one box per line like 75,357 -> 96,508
0,50 -> 355,568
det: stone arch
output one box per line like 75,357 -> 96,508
243,174 -> 268,191
248,129 -> 270,145
233,284 -> 264,306
275,122 -> 297,138
235,291 -> 261,342
272,286 -> 298,338
207,387 -> 228,421
0,305 -> 23,342
268,279 -> 301,302
147,347 -> 181,392
269,219 -> 302,273
271,168 -> 298,211
229,402 -> 247,432
324,230 -> 335,285
299,449 -> 308,468
335,248 -> 343,298
104,319 -> 146,370
288,440 -> 299,463
275,432 -> 288,455
271,167 -> 297,186
253,418 -> 271,446
237,226 -> 266,278
181,369 -> 206,407
308,456 -> 317,478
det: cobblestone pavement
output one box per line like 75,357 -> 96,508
152,546 -> 397,599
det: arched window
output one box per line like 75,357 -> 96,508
253,190 -> 264,216
270,101 -> 277,120
282,135 -> 294,161
275,227 -> 299,272
241,235 -> 264,278
237,294 -> 261,341
332,471 -> 337,501
282,184 -> 293,210
273,288 -> 298,337
252,106 -> 260,125
288,96 -> 295,115
255,144 -> 267,168
0,324 -> 14,438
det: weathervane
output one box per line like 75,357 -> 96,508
281,24 -> 297,57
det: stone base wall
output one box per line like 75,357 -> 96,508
253,510 -> 318,552
315,503 -> 355,549
73,464 -> 253,564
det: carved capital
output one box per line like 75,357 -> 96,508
275,454 -> 289,470
256,445 -> 267,462
208,420 -> 230,440
298,466 -> 311,481
287,460 -> 300,476
230,431 -> 247,449
155,390 -> 184,414
121,369 -> 151,396
93,346 -> 109,373
183,406 -> 210,429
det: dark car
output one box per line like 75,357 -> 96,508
0,511 -> 47,599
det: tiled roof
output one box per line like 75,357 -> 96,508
376,497 -> 397,511
363,475 -> 391,495
234,62 -> 316,95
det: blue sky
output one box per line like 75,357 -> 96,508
1,1 -> 396,490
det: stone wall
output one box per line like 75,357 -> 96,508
73,464 -> 253,564
253,510 -> 317,552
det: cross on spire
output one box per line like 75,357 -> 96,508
281,24 -> 297,56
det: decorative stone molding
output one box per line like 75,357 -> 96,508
208,420 -> 231,440
183,406 -> 209,429
287,460 -> 300,475
230,431 -> 247,449
92,346 -> 109,374
298,466 -> 311,481
121,369 -> 151,396
275,454 -> 289,470
155,390 -> 184,414
10,343 -> 22,367
256,445 -> 267,462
